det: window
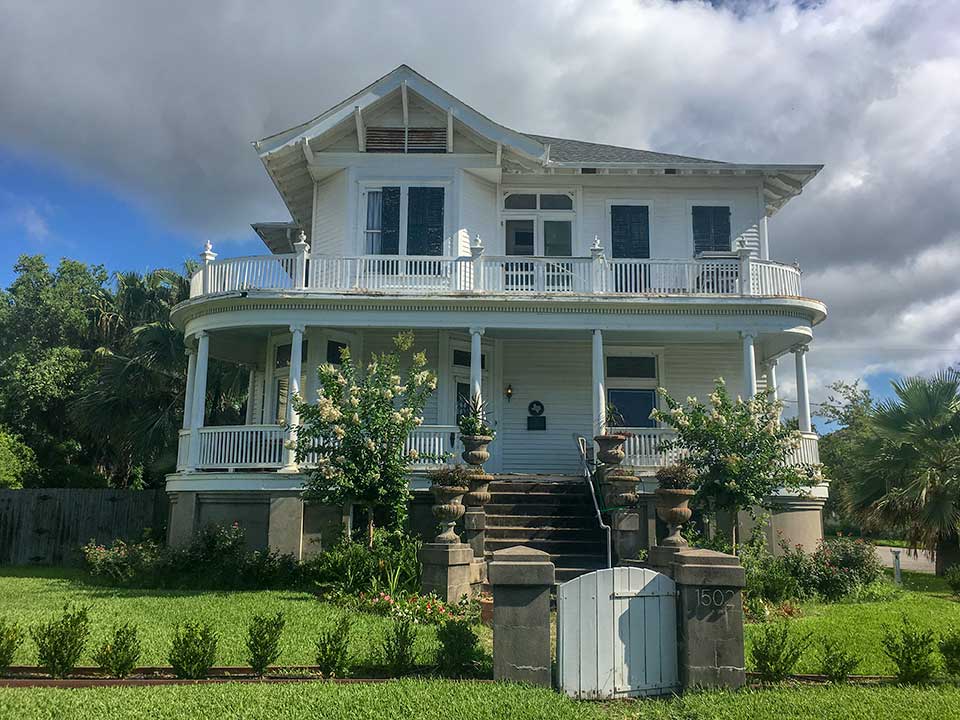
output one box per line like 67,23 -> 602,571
610,205 -> 650,259
363,185 -> 445,256
502,191 -> 575,257
692,205 -> 731,254
453,349 -> 485,369
605,353 -> 659,428
606,356 -> 656,379
326,340 -> 348,365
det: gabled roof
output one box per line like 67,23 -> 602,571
524,134 -> 725,165
251,65 -> 823,250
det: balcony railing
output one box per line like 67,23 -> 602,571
188,252 -> 803,299
176,424 -> 458,472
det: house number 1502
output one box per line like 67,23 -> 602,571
697,588 -> 735,608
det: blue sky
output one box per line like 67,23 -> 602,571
0,151 -> 263,286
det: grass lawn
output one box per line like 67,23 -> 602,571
0,567 -> 489,668
1,681 -> 960,720
744,571 -> 960,675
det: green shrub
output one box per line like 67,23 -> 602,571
818,637 -> 860,683
245,612 -> 285,676
749,621 -> 811,682
0,617 -> 24,674
844,579 -> 903,603
811,536 -> 883,601
938,629 -> 960,677
881,615 -> 938,684
382,618 -> 417,676
436,619 -> 483,677
81,537 -> 162,586
315,614 -> 352,678
945,566 -> 960,597
0,426 -> 37,489
304,530 -> 421,596
168,622 -> 218,679
92,623 -> 142,679
30,604 -> 91,678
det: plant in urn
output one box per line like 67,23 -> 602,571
458,394 -> 494,468
429,468 -> 469,544
654,464 -> 696,546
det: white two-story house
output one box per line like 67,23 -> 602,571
166,66 -> 827,564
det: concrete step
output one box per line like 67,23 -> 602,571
486,490 -> 588,505
485,503 -> 594,517
485,525 -> 603,541
485,513 -> 596,529
486,537 -> 603,555
488,480 -> 584,494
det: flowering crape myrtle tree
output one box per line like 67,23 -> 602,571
651,378 -> 819,546
294,332 -> 439,547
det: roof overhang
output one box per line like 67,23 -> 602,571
251,222 -> 301,254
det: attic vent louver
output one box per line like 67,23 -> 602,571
366,127 -> 448,153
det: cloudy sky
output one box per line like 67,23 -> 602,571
1,0 -> 958,416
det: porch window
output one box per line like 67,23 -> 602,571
453,349 -> 485,369
610,205 -> 650,259
363,185 -> 444,256
606,353 -> 658,428
326,340 -> 348,365
692,205 -> 731,254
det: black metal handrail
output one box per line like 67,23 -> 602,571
576,435 -> 612,568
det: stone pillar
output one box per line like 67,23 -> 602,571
488,546 -> 555,687
591,329 -> 605,439
168,491 -> 198,549
794,344 -> 811,433
268,495 -> 305,559
419,543 -> 474,602
186,331 -> 209,470
670,548 -> 746,690
741,332 -> 757,398
462,472 -> 492,559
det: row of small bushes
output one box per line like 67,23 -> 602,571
0,605 -> 486,680
82,525 -> 421,596
751,616 -> 960,684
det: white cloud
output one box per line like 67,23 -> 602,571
0,0 -> 958,391
0,192 -> 54,244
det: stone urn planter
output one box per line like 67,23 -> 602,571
463,472 -> 493,507
654,487 -> 696,546
604,475 -> 639,508
431,484 -> 468,544
461,435 -> 493,467
594,434 -> 626,466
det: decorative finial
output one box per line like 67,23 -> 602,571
298,230 -> 307,243
591,234 -> 601,250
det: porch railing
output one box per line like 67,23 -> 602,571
176,424 -> 458,472
189,253 -> 803,299
609,427 -> 820,469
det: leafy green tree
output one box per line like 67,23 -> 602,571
295,332 -> 438,546
652,379 -> 817,546
0,426 -> 37,488
846,371 -> 960,574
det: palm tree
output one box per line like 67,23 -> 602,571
74,267 -> 247,487
846,371 -> 960,575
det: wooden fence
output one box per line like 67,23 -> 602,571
0,489 -> 167,566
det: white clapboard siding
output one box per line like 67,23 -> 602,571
557,567 -> 679,699
312,171 -> 347,256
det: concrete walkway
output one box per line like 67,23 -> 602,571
875,545 -> 936,574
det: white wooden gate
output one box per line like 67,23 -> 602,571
556,566 -> 679,699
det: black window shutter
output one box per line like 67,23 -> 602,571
610,206 -> 650,258
693,206 -> 731,253
380,187 -> 401,255
406,187 -> 444,256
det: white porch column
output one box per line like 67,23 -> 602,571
182,346 -> 197,430
765,361 -> 779,402
187,331 -> 210,469
469,327 -> 484,403
244,365 -> 257,424
282,324 -> 305,470
592,329 -> 605,438
794,344 -> 811,432
741,332 -> 757,398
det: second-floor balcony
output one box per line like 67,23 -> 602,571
188,249 -> 804,300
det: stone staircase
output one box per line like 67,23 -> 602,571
484,476 -> 608,583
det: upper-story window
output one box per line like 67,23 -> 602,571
363,184 -> 445,255
692,205 -> 731,254
502,191 -> 575,257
